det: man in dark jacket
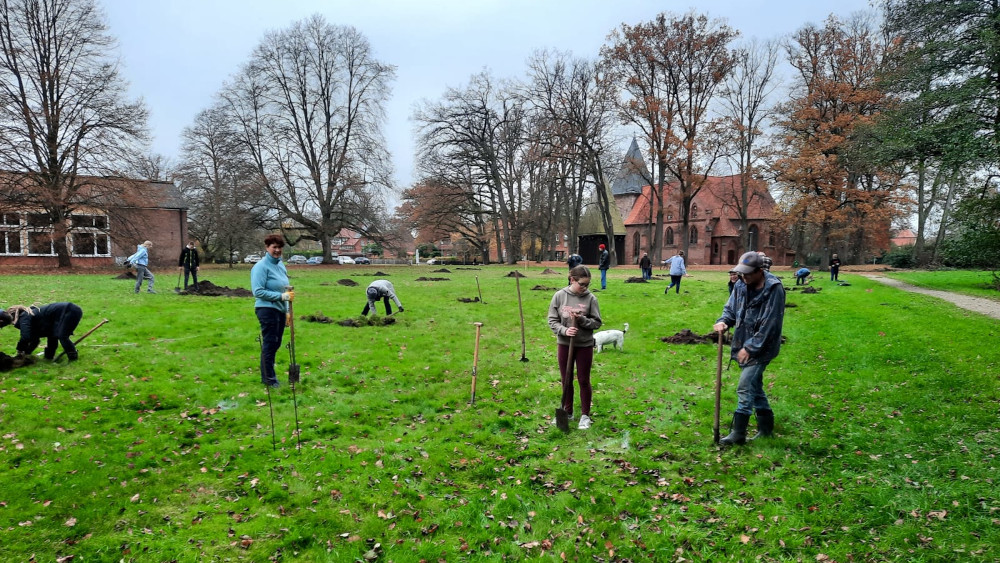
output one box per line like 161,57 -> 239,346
639,252 -> 652,280
178,241 -> 200,291
712,252 -> 785,446
0,303 -> 84,362
598,244 -> 610,290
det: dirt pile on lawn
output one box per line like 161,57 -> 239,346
337,279 -> 359,286
457,297 -> 481,303
0,352 -> 36,372
338,316 -> 397,327
531,285 -> 559,291
661,329 -> 731,345
625,277 -> 648,283
179,280 -> 252,297
415,277 -> 449,281
432,268 -> 452,273
541,268 -> 560,275
506,271 -> 526,278
353,272 -> 390,277
302,312 -> 334,323
114,271 -> 136,279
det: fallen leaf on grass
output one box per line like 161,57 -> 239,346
65,517 -> 77,527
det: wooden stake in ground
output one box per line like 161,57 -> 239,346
471,322 -> 483,404
515,270 -> 528,362
475,276 -> 485,304
713,328 -> 725,444
54,318 -> 109,362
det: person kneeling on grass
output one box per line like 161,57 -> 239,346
0,303 -> 84,362
548,264 -> 602,431
363,280 -> 403,316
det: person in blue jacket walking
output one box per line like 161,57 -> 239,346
127,241 -> 156,294
251,234 -> 295,388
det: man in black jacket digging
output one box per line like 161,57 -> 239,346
178,241 -> 200,291
0,303 -> 84,362
712,252 -> 785,445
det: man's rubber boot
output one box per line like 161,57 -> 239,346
749,409 -> 774,440
719,412 -> 751,446
555,408 -> 570,433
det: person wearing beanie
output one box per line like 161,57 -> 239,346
363,279 -> 403,316
127,240 -> 156,294
712,251 -> 786,446
597,244 -> 610,290
0,303 -> 84,362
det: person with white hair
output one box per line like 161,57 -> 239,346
127,240 -> 156,294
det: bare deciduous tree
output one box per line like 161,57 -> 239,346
0,0 -> 148,267
220,15 -> 395,262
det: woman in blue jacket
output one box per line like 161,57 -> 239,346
250,234 -> 294,388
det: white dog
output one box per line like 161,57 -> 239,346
594,323 -> 629,353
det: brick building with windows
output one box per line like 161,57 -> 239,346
0,175 -> 188,268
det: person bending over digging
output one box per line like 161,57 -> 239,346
251,234 -> 294,389
712,251 -> 785,446
0,302 -> 84,362
363,280 -> 403,316
547,264 -> 602,431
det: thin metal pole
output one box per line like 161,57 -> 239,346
515,270 -> 528,362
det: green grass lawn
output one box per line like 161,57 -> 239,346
1,265 -> 998,561
883,269 -> 1000,301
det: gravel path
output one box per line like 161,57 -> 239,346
861,274 -> 1000,320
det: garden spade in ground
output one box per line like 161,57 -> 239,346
285,285 -> 302,451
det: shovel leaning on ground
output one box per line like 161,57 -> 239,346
54,318 -> 110,362
713,328 -> 725,444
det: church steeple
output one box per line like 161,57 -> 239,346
610,136 -> 651,196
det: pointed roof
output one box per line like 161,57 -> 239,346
610,137 -> 650,196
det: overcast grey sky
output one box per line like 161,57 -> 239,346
103,0 -> 875,192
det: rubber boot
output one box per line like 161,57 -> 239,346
749,409 -> 774,440
719,412 -> 750,446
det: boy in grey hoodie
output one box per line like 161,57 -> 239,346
547,265 -> 602,430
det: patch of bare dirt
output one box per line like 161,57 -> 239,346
624,277 -> 648,283
455,267 -> 482,270
531,285 -> 559,291
457,297 -> 481,303
415,277 -> 449,281
541,268 -> 560,275
506,271 -> 526,278
432,268 -> 452,273
337,279 -> 359,286
0,352 -> 36,372
114,271 -> 136,279
352,271 -> 391,277
338,316 -> 397,327
178,280 -> 252,297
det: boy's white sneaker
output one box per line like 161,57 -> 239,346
578,415 -> 592,430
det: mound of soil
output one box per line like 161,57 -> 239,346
115,271 -> 136,279
785,302 -> 798,308
541,268 -> 560,275
801,286 -> 821,294
373,271 -> 390,276
302,312 -> 334,323
337,279 -> 359,286
432,268 -> 452,273
506,271 -> 526,278
531,285 -> 559,291
179,280 -> 253,297
624,277 -> 648,283
415,277 -> 449,281
455,267 -> 481,270
661,329 -> 731,345
0,351 -> 36,372
457,297 -> 481,303
338,316 -> 397,327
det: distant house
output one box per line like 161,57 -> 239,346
890,229 -> 917,247
0,174 -> 188,268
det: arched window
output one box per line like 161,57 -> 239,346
665,227 -> 674,246
768,230 -> 775,247
691,204 -> 698,218
632,231 -> 641,262
748,225 -> 759,251
690,226 -> 698,245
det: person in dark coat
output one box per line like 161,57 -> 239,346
178,241 -> 201,291
829,254 -> 841,281
597,244 -> 610,290
0,303 -> 84,361
639,252 -> 652,280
